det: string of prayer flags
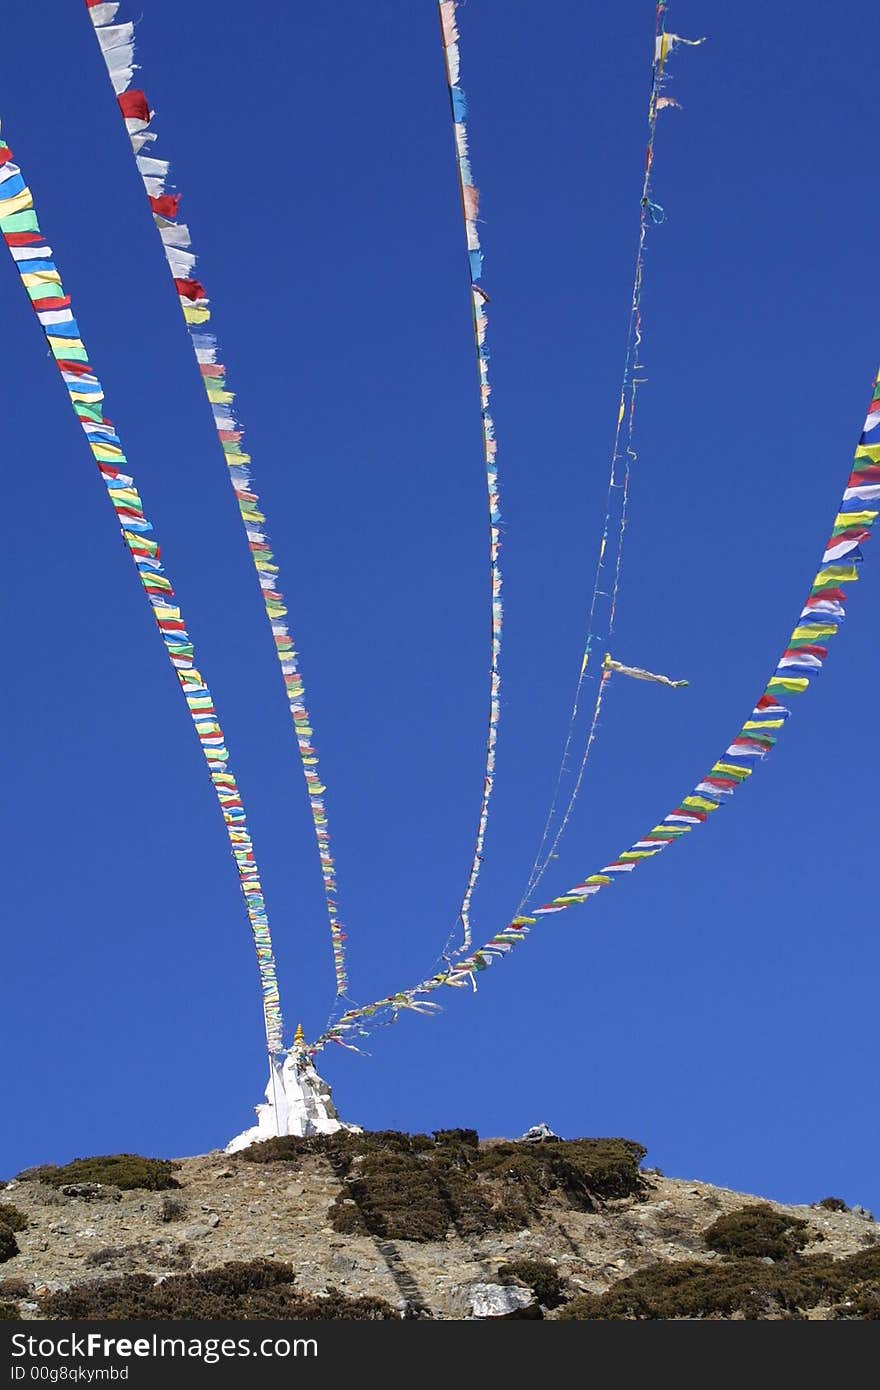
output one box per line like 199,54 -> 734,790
313,361 -> 880,1052
83,0 -> 350,997
438,2 -> 504,953
519,3 -> 702,910
0,128 -> 285,1054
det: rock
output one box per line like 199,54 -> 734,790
852,1206 -> 875,1223
518,1123 -> 559,1143
61,1184 -> 121,1203
181,1221 -> 218,1241
461,1281 -> 541,1319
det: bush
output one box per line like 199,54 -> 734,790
474,1139 -> 647,1210
158,1196 -> 186,1223
0,1204 -> 27,1233
0,1229 -> 19,1264
0,1278 -> 29,1299
19,1156 -> 180,1192
0,1303 -> 20,1320
331,1150 -> 454,1242
39,1261 -> 399,1320
498,1259 -> 566,1308
83,1243 -> 192,1273
704,1204 -> 811,1260
817,1197 -> 849,1213
557,1245 -> 880,1320
238,1130 -> 647,1243
433,1129 -> 479,1149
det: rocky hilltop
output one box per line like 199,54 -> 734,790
0,1132 -> 876,1320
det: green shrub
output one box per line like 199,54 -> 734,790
0,1204 -> 27,1233
433,1129 -> 479,1149
38,1261 -> 399,1320
557,1245 -> 880,1320
704,1204 -> 811,1260
19,1156 -> 180,1193
0,1229 -> 19,1264
329,1146 -> 501,1242
498,1259 -> 566,1308
0,1302 -> 20,1320
474,1139 -> 647,1209
239,1130 -> 646,1243
832,1293 -> 880,1320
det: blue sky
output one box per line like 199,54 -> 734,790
2,0 -> 878,1212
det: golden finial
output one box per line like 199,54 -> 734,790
293,1023 -> 306,1051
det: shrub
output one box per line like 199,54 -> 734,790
330,1148 -> 475,1242
0,1278 -> 29,1298
0,1302 -> 20,1320
0,1230 -> 19,1264
704,1204 -> 811,1260
557,1245 -> 880,1320
183,1260 -> 293,1299
0,1204 -> 27,1233
84,1248 -> 125,1269
159,1196 -> 186,1223
239,1130 -> 646,1243
498,1259 -> 566,1308
817,1197 -> 849,1213
83,1241 -> 192,1273
38,1261 -> 399,1320
19,1156 -> 180,1192
474,1139 -> 647,1210
433,1129 -> 479,1149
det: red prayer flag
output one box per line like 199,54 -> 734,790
783,644 -> 827,660
804,589 -> 847,606
117,90 -> 151,123
174,277 -> 206,301
56,360 -> 93,375
149,193 -> 181,219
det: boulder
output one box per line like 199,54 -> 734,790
461,1281 -> 541,1319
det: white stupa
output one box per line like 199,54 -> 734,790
226,1024 -> 359,1153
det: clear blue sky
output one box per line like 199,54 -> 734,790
2,0 -> 877,1211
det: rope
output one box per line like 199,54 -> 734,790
0,128 -> 285,1056
518,0 -> 686,910
438,1 -> 504,954
83,0 -> 350,998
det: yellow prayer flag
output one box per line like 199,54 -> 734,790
0,188 -> 34,217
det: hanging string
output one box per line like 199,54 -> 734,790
518,3 -> 701,911
83,0 -> 350,999
0,127 -> 285,1056
313,335 -> 880,1049
437,1 -> 504,953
